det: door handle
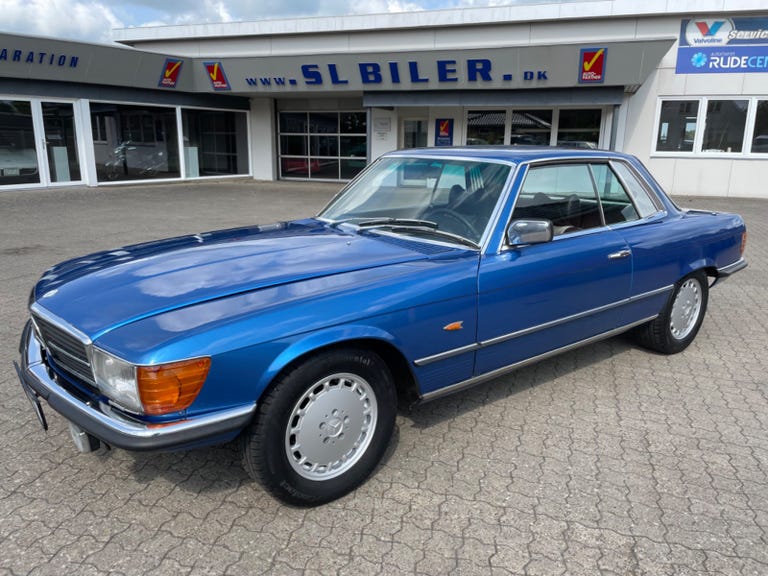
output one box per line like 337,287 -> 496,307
608,249 -> 631,260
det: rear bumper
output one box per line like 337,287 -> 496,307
15,320 -> 255,452
713,257 -> 747,288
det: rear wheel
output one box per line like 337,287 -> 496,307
634,271 -> 709,354
242,348 -> 396,506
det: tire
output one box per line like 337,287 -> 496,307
242,348 -> 396,506
634,271 -> 709,354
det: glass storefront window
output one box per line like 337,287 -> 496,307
0,100 -> 39,185
466,110 -> 505,145
752,101 -> 768,154
510,110 -> 552,146
655,98 -> 768,155
182,109 -> 248,177
557,109 -> 601,149
279,111 -> 368,180
702,100 -> 748,153
91,103 -> 180,182
655,100 -> 699,152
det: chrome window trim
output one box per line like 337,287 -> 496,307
419,315 -> 658,403
608,159 -> 664,215
413,284 -> 673,367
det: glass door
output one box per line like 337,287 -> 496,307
41,102 -> 81,183
0,100 -> 40,186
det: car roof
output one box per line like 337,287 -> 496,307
384,146 -> 633,163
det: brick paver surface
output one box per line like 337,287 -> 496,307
1,180 -> 766,575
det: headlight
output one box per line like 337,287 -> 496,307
92,348 -> 211,416
92,348 -> 142,413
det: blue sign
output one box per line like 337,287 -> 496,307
435,119 -> 454,147
677,17 -> 768,74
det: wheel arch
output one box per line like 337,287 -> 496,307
680,259 -> 718,282
256,327 -> 419,410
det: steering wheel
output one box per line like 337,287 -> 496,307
421,208 -> 478,241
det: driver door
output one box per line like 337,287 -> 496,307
475,162 -> 633,375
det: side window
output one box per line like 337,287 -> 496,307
512,163 -> 603,235
610,162 -> 659,218
589,163 -> 639,224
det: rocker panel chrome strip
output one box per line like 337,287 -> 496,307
414,285 -> 672,367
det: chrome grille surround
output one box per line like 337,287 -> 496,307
30,304 -> 95,386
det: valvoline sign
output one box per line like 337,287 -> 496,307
677,17 -> 768,74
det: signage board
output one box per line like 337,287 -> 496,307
676,17 -> 768,74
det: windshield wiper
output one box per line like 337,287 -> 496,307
367,224 -> 480,249
355,218 -> 438,229
394,227 -> 480,249
329,217 -> 478,249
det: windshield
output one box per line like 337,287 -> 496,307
319,156 -> 513,245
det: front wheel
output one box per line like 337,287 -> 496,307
634,271 -> 709,354
242,348 -> 396,506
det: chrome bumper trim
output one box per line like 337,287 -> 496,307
15,320 -> 255,451
717,258 -> 747,277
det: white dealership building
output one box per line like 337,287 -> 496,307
0,0 -> 766,197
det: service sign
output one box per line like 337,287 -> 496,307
676,17 -> 768,74
204,61 -> 231,90
435,119 -> 454,146
158,58 -> 183,88
579,47 -> 606,83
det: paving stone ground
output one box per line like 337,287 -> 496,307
0,179 -> 766,576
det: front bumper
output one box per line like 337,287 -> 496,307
14,320 -> 256,452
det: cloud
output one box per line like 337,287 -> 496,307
2,0 -> 123,43
0,0 -> 513,43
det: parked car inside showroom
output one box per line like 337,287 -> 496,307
15,147 -> 747,505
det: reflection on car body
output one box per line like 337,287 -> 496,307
15,146 -> 747,506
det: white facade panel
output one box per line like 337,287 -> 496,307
741,74 -> 768,94
654,68 -> 688,95
271,35 -> 351,55
433,25 -> 532,48
369,109 -> 398,160
729,161 -> 768,196
348,31 -> 436,52
683,73 -> 748,96
533,19 -> 640,44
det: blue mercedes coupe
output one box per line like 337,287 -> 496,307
15,147 -> 747,505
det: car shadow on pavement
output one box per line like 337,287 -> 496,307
404,334 -> 636,430
111,335 -> 632,500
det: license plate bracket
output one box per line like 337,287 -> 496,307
13,361 -> 48,431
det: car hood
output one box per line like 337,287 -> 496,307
32,219 -> 437,339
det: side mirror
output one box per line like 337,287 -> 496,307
506,219 -> 553,246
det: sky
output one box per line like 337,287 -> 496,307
1,0 -> 514,44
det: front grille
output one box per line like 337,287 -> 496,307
33,314 -> 95,385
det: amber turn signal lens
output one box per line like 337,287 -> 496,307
137,357 -> 211,415
741,231 -> 748,256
